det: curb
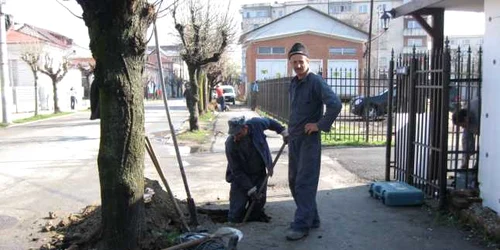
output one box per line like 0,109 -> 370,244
1,112 -> 83,129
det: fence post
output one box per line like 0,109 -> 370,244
406,47 -> 418,185
439,40 -> 451,209
385,50 -> 395,181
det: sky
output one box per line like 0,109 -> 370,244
4,0 -> 485,60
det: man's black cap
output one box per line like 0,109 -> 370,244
288,42 -> 309,59
228,116 -> 246,135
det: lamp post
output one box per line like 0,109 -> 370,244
380,8 -> 394,31
0,0 -> 12,123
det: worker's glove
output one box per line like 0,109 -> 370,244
247,186 -> 262,201
280,128 -> 289,144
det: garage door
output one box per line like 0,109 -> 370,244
327,60 -> 359,99
256,59 -> 287,80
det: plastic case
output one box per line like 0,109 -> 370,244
369,181 -> 424,206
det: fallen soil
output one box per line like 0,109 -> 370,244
34,179 -> 217,250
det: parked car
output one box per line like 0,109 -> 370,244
350,85 -> 460,120
211,85 -> 236,105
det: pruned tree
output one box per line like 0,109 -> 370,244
205,61 -> 223,103
20,44 -> 43,116
39,54 -> 69,113
78,62 -> 95,99
76,1 -> 155,249
173,0 -> 235,130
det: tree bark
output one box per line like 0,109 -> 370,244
33,72 -> 38,116
51,77 -> 60,113
186,65 -> 199,130
77,1 -> 154,249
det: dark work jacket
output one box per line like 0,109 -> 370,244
289,71 -> 342,137
225,117 -> 285,191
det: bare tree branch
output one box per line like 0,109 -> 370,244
55,0 -> 83,19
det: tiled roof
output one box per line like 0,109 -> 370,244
7,30 -> 42,44
9,24 -> 73,48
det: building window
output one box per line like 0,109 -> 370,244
407,38 -> 423,47
329,2 -> 352,14
407,20 -> 421,29
462,39 -> 470,45
279,10 -> 283,17
245,12 -> 250,18
358,5 -> 368,13
258,46 -> 285,55
329,47 -> 357,55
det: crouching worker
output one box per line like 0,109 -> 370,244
225,116 -> 289,223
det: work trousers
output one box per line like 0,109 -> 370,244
288,132 -> 321,230
228,174 -> 267,223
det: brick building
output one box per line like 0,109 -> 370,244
239,6 -> 368,96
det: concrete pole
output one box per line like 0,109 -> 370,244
0,1 -> 12,123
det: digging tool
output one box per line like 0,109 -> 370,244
242,142 -> 287,223
164,227 -> 243,250
153,21 -> 198,226
145,136 -> 191,232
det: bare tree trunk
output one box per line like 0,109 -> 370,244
51,77 -> 60,113
33,72 -> 38,116
77,1 -> 153,249
186,65 -> 200,130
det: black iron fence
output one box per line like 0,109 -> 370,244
386,44 -> 482,208
257,69 -> 392,144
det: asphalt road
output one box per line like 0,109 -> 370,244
0,99 -> 189,250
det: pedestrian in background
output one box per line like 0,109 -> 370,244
285,42 -> 342,241
225,116 -> 289,223
70,87 -> 77,110
250,80 -> 259,111
216,84 -> 225,112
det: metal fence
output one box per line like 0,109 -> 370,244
257,69 -> 392,144
386,44 -> 482,208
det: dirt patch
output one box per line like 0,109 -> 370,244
33,178 -> 217,250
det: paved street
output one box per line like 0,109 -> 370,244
0,100 -> 494,250
0,99 -> 188,250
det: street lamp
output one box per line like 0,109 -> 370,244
381,9 -> 394,31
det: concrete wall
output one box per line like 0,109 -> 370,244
479,0 -> 500,214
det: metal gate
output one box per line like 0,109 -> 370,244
386,42 -> 482,208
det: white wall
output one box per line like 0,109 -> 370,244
479,0 -> 500,214
7,43 -> 84,113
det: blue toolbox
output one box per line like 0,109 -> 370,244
369,181 -> 424,206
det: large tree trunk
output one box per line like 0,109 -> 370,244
51,78 -> 60,113
187,65 -> 199,130
77,1 -> 153,249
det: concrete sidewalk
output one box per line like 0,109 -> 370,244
200,105 -> 492,250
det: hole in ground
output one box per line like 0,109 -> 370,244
198,207 -> 228,223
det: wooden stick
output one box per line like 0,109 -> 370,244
145,136 -> 191,232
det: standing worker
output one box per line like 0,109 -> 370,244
285,42 -> 342,240
216,84 -> 226,112
225,116 -> 289,223
250,80 -> 259,111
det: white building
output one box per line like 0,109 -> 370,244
5,24 -> 90,113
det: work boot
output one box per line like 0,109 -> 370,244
285,228 -> 308,241
311,220 -> 321,229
